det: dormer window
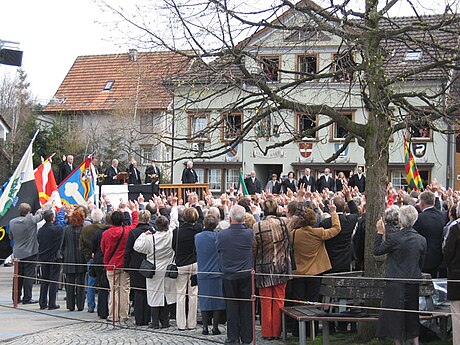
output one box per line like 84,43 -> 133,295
404,51 -> 422,61
103,80 -> 114,91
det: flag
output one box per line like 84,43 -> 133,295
238,170 -> 249,196
404,136 -> 424,191
58,156 -> 95,206
0,132 -> 40,228
34,157 -> 62,208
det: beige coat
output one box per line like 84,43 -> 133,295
290,213 -> 341,276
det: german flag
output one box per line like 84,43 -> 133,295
404,135 -> 424,190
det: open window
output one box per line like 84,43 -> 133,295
297,55 -> 318,77
260,56 -> 280,82
333,52 -> 355,82
222,112 -> 242,141
296,112 -> 317,139
331,112 -> 354,141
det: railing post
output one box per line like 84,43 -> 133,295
13,258 -> 19,308
112,266 -> 116,326
252,269 -> 256,345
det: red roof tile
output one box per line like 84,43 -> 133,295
43,51 -> 190,112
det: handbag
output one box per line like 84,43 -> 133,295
166,227 -> 179,279
139,235 -> 156,278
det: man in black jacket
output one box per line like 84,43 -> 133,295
105,159 -> 121,184
145,160 -> 161,196
413,190 -> 447,278
316,168 -> 335,193
245,170 -> 262,195
321,185 -> 359,273
298,168 -> 316,192
349,166 -> 366,193
181,161 -> 198,184
58,155 -> 74,184
37,210 -> 63,310
126,160 -> 142,185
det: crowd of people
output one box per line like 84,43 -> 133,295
8,166 -> 460,345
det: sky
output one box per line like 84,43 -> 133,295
0,0 -> 453,103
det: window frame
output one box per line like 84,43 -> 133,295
295,112 -> 318,141
408,123 -> 432,142
139,145 -> 153,165
330,111 -> 355,142
208,168 -> 223,192
332,51 -> 355,82
187,112 -> 210,142
221,111 -> 243,142
296,54 -> 318,79
140,113 -> 154,134
259,55 -> 281,82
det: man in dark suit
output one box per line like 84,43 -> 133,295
58,154 -> 74,184
104,159 -> 121,184
349,166 -> 366,193
316,168 -> 335,193
413,190 -> 447,278
321,185 -> 359,273
145,160 -> 161,196
244,170 -> 262,195
181,161 -> 198,184
298,168 -> 316,192
126,160 -> 142,185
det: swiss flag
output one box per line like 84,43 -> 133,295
34,157 -> 62,208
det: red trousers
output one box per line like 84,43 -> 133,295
259,282 -> 287,338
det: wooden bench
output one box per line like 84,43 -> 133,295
281,272 -> 450,344
281,305 -> 449,345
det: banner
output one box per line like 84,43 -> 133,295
58,156 -> 95,206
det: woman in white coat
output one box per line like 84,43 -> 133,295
134,215 -> 176,329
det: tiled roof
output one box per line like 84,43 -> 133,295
43,51 -> 190,112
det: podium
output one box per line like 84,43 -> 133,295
116,172 -> 129,184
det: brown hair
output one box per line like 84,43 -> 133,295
295,206 -> 317,227
69,207 -> 86,227
183,207 -> 199,224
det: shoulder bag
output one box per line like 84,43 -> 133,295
139,234 -> 156,278
165,228 -> 179,279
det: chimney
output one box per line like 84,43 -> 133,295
128,49 -> 138,62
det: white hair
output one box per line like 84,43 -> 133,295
91,208 -> 104,223
399,205 -> 418,228
229,205 -> 246,224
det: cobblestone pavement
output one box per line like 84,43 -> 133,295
0,266 -> 286,344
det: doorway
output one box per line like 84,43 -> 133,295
254,164 -> 283,189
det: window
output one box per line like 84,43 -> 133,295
103,80 -> 114,91
390,169 -> 429,190
296,113 -> 317,139
333,52 -> 355,82
140,145 -> 152,165
404,51 -> 422,61
409,123 -> 431,141
297,55 -> 317,77
188,113 -> 209,141
286,29 -> 330,42
331,112 -> 353,141
260,56 -> 280,82
226,169 -> 240,191
208,169 -> 222,191
67,114 -> 83,131
222,112 -> 242,141
195,168 -> 205,184
140,113 -> 154,133
254,115 -> 271,138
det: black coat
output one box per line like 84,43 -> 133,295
59,162 -> 73,184
298,175 -> 316,192
349,174 -> 366,193
104,166 -> 121,185
321,200 -> 359,273
335,179 -> 346,193
91,226 -> 110,275
62,225 -> 86,274
38,222 -> 64,262
126,165 -> 142,185
443,222 -> 460,300
282,179 -> 297,193
124,223 -> 153,288
245,177 -> 262,195
413,207 -> 447,276
145,165 -> 161,184
181,168 -> 198,184
316,175 -> 335,193
172,207 -> 204,267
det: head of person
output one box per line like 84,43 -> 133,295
112,159 -> 119,168
305,168 -> 310,176
111,211 -> 125,226
183,207 -> 199,224
187,161 -> 193,169
332,195 -> 346,212
384,205 -> 399,226
324,168 -> 330,176
288,171 -> 295,179
250,170 -> 256,178
18,203 -> 31,216
138,210 -> 151,224
286,200 -> 299,217
67,155 -> 74,164
155,215 -> 169,232
145,203 -> 157,216
105,211 -> 113,225
263,199 -> 278,217
271,173 -> 278,181
208,206 -> 223,221
151,160 -> 157,166
295,204 -> 317,227
92,158 -> 98,166
229,205 -> 246,224
91,208 -> 103,223
69,207 -> 86,227
338,172 -> 345,179
237,197 -> 252,213
419,190 -> 435,210
399,205 -> 419,228
358,166 -> 363,174
204,214 -> 219,231
131,160 -> 137,168
43,210 -> 55,223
